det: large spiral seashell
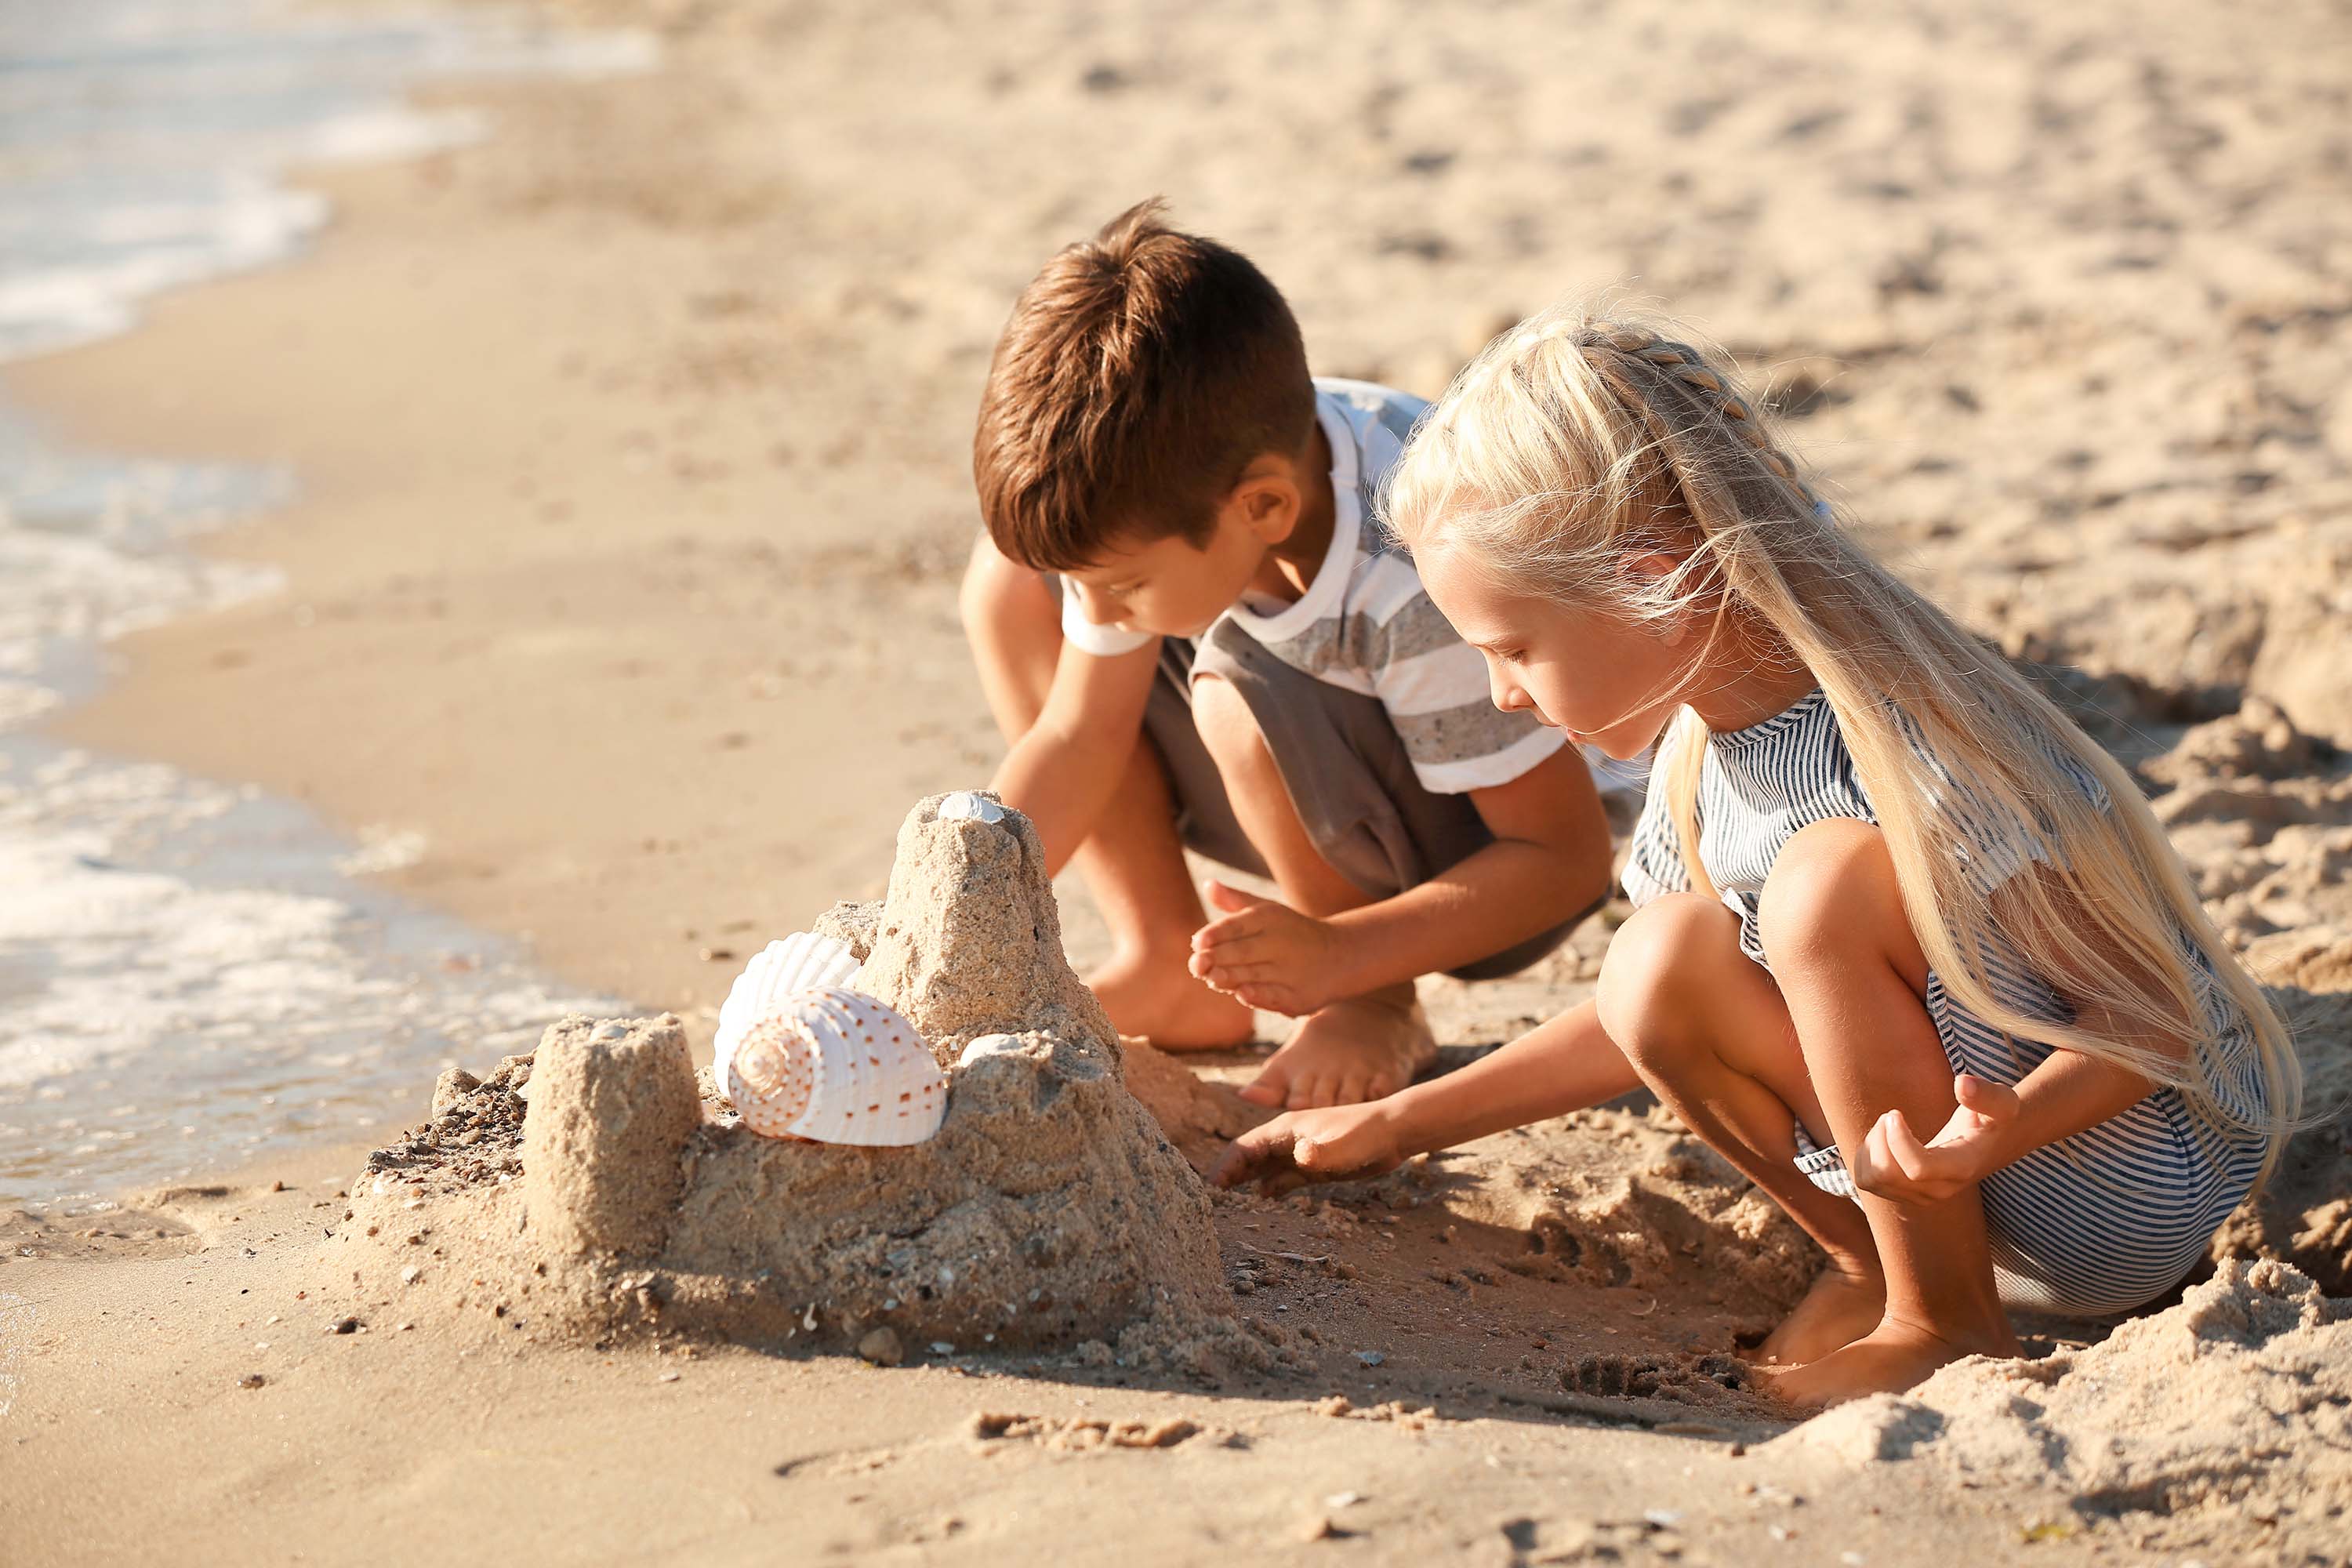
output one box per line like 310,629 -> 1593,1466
722,986 -> 948,1145
713,931 -> 862,1084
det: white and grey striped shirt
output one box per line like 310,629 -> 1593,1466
1062,379 -> 1621,796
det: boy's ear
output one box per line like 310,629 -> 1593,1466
1228,453 -> 1303,543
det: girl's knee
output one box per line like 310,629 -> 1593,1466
1597,893 -> 1740,1071
1757,817 -> 1907,969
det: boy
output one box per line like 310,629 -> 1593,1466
960,200 -> 1620,1111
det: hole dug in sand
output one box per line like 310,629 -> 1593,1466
333,793 -> 1282,1373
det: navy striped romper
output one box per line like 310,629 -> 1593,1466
1620,688 -> 2270,1317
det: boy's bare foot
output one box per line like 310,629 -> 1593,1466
1762,1312 -> 2019,1410
1240,985 -> 1436,1109
1746,1258 -> 1887,1370
1085,947 -> 1255,1050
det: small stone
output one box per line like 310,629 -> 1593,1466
401,1265 -> 422,1285
857,1327 -> 906,1367
929,1341 -> 956,1356
328,1317 -> 360,1334
659,1370 -> 681,1383
1323,1490 -> 1363,1509
1298,1515 -> 1337,1542
238,1374 -> 266,1389
1354,1349 -> 1385,1367
593,1021 -> 630,1041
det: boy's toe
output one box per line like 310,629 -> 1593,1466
1287,1072 -> 1338,1110
1239,1062 -> 1290,1106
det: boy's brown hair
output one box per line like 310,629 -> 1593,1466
973,199 -> 1316,572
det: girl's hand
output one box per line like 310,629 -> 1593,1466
1189,881 -> 1345,1018
1208,1103 -> 1405,1195
1849,1073 -> 2023,1207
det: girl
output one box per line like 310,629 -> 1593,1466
1203,303 -> 2300,1407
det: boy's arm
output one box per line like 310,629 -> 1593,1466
1212,997 -> 1640,1189
1191,745 -> 1613,1014
991,639 -> 1160,877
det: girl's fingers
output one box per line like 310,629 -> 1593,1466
1849,1123 -> 1890,1196
1954,1073 -> 2022,1121
1882,1110 -> 1940,1183
1208,1120 -> 1294,1187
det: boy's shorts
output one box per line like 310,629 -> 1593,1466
1144,619 -> 1586,982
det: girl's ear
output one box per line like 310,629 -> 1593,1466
1623,550 -> 1682,586
1621,550 -> 1692,645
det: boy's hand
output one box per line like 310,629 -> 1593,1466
1208,1102 -> 1405,1194
1188,881 -> 1345,1017
1849,1073 -> 2021,1207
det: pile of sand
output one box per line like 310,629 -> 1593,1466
1781,1258 -> 2352,1553
332,794 -> 1280,1373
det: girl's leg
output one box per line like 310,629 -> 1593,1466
957,539 -> 1251,1047
1597,893 -> 1888,1367
1755,818 -> 2017,1406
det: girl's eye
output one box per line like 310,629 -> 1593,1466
1490,646 -> 1523,663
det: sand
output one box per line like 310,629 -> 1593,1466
1784,1259 -> 2352,1557
4,0 -> 2350,1561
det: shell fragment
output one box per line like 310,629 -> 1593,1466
936,791 -> 1007,826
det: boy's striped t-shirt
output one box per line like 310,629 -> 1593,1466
1062,378 -> 1625,796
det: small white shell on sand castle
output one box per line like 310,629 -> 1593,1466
957,1033 -> 1025,1065
713,932 -> 862,1081
935,791 -> 1006,826
723,986 -> 948,1145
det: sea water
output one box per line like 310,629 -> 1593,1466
0,1 -> 655,1211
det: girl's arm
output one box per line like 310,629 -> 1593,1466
1210,997 -> 1641,1190
1853,869 -> 2177,1203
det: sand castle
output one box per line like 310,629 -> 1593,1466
336,793 -> 1258,1367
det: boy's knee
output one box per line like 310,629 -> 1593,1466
1756,817 -> 1902,968
1596,892 -> 1737,1071
957,530 -> 1037,639
1190,672 -> 1270,773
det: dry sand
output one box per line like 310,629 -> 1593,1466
5,0 -> 2351,1562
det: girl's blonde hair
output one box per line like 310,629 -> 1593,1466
1387,300 -> 2298,1167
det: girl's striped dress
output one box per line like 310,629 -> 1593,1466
1621,688 -> 2268,1317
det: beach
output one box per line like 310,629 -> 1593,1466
3,0 -> 2350,1561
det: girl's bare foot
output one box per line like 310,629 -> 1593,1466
1085,948 -> 1254,1049
1746,1258 -> 1887,1370
1240,985 -> 1436,1109
1764,1312 -> 2019,1409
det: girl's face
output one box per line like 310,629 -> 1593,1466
1414,535 -> 1692,761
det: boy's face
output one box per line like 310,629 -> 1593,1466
1416,536 -> 1690,761
1061,466 -> 1302,640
